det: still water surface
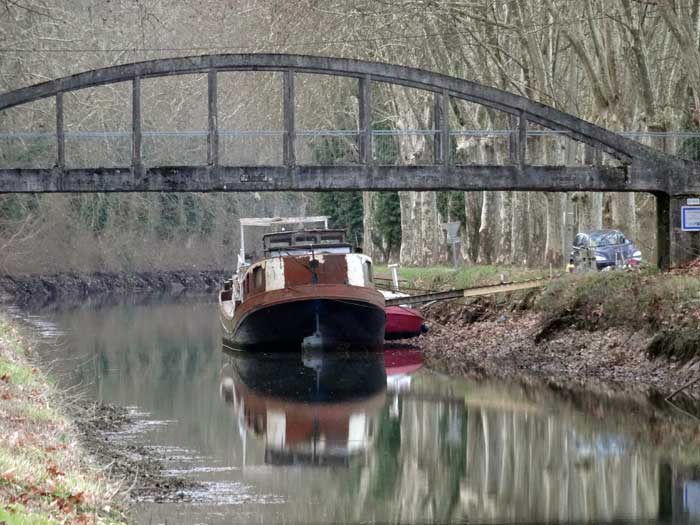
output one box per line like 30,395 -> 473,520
14,296 -> 700,524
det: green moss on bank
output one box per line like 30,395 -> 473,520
0,316 -> 126,525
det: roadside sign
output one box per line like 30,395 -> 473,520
445,222 -> 460,244
688,198 -> 700,206
682,206 -> 700,231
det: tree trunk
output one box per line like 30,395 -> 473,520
393,88 -> 445,266
420,191 -> 443,265
544,193 -> 564,266
511,191 -> 529,266
361,192 -> 379,261
611,193 -> 637,238
463,191 -> 482,263
478,191 -> 497,264
399,191 -> 420,266
497,192 -> 513,264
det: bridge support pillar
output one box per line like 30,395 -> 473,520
656,192 -> 671,270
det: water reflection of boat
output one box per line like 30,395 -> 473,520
220,350 -> 386,466
384,346 -> 423,393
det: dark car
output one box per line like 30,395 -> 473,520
571,229 -> 642,270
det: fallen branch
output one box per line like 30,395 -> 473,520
665,376 -> 700,401
665,397 -> 700,423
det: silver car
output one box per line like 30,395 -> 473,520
571,229 -> 642,270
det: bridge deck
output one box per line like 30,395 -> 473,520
0,163 -> 669,194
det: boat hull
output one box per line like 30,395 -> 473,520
223,293 -> 386,351
385,306 -> 425,340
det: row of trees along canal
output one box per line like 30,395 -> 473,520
3,1 -> 700,273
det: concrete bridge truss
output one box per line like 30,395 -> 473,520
0,53 -> 699,268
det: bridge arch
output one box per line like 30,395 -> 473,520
0,53 -> 698,268
0,53 -> 677,166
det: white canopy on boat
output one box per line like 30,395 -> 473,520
239,216 -> 329,262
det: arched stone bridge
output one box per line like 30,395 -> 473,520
0,53 -> 698,267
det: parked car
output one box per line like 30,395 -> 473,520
571,229 -> 642,270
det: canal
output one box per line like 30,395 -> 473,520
10,296 -> 700,524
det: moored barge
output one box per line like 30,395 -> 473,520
220,218 -> 386,350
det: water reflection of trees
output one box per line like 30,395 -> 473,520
233,374 -> 660,524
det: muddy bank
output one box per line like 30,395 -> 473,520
0,269 -> 228,307
70,403 -> 200,503
415,300 -> 700,398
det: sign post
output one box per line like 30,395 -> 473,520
444,222 -> 461,268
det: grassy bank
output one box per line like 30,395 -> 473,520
394,265 -> 700,395
375,264 -> 548,292
0,316 -> 126,525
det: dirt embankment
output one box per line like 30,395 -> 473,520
0,270 -> 228,307
412,271 -> 700,397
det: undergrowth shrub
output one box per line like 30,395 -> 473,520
647,329 -> 700,362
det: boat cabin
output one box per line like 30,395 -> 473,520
263,229 -> 352,257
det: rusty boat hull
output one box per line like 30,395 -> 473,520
222,284 -> 386,351
221,229 -> 386,351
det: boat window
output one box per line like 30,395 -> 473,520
294,235 -> 318,244
268,239 -> 290,248
253,266 -> 264,290
320,234 -> 344,244
363,260 -> 373,285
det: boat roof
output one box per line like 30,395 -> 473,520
262,228 -> 346,240
240,216 -> 328,227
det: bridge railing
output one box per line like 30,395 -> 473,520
142,131 -> 208,167
219,130 -> 283,166
2,129 -> 700,170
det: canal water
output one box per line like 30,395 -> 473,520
11,296 -> 700,524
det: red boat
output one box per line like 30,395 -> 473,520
381,290 -> 427,340
385,306 -> 426,340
